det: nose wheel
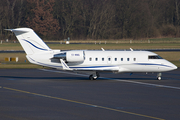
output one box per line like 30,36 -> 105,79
157,73 -> 162,80
157,76 -> 161,80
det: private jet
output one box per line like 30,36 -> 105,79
6,28 -> 177,80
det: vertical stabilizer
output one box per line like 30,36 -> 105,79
5,28 -> 51,55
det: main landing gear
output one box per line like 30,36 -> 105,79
157,73 -> 162,80
89,72 -> 100,80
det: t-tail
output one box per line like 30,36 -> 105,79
5,28 -> 51,55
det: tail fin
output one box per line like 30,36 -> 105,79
5,28 -> 51,55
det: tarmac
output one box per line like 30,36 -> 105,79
0,68 -> 180,120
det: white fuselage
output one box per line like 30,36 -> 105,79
27,50 -> 177,73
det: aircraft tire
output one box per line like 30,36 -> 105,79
89,75 -> 96,80
157,76 -> 161,80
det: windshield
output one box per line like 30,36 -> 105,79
148,55 -> 163,59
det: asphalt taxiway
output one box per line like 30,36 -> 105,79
0,69 -> 180,120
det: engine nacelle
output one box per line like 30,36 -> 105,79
54,51 -> 85,62
66,51 -> 84,62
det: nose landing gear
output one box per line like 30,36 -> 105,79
157,73 -> 162,80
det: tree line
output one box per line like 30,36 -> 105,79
0,0 -> 180,40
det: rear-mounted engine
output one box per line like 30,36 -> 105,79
53,51 -> 85,62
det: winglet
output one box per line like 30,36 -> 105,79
101,48 -> 105,51
60,59 -> 72,70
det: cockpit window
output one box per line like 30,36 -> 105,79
148,55 -> 163,59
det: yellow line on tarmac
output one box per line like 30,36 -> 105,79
3,87 -> 164,120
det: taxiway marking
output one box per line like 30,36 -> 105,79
113,79 -> 180,90
3,86 -> 164,120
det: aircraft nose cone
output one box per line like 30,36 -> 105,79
173,65 -> 178,70
171,64 -> 178,70
163,60 -> 178,71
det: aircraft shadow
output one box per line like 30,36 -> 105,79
0,76 -> 88,81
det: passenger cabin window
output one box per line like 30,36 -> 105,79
115,58 -> 117,61
89,58 -> 92,61
121,58 -> 123,61
102,58 -> 104,61
134,58 -> 136,61
108,58 -> 111,61
127,58 -> 130,61
95,58 -> 98,61
148,55 -> 163,59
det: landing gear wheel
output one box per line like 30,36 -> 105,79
89,75 -> 96,80
89,72 -> 100,80
157,76 -> 161,80
157,73 -> 162,80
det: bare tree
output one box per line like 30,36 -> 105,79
175,0 -> 180,36
56,0 -> 84,38
1,0 -> 180,39
17,0 -> 24,27
87,0 -> 115,39
26,0 -> 60,37
0,0 -> 6,36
